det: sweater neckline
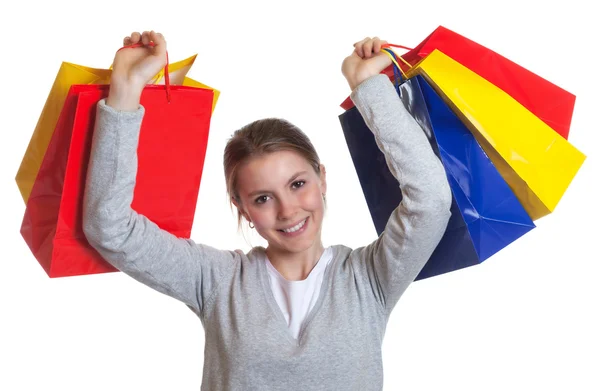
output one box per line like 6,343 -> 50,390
256,245 -> 337,346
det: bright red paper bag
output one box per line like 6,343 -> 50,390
340,26 -> 575,139
21,84 -> 214,278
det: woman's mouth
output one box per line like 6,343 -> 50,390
277,217 -> 308,237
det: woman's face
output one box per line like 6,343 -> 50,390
234,150 -> 327,256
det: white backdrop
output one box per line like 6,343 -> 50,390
1,1 -> 598,390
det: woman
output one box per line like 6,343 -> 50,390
83,30 -> 452,390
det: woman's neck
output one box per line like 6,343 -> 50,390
266,240 -> 325,281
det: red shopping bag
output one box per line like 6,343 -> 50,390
20,84 -> 214,278
340,25 -> 575,139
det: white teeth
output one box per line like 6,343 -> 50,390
282,218 -> 306,233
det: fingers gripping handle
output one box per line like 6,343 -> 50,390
117,42 -> 171,102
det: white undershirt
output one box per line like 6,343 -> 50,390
265,247 -> 333,339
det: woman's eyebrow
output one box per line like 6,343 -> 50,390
247,171 -> 308,197
287,171 -> 308,184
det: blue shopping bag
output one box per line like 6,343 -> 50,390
338,74 -> 536,280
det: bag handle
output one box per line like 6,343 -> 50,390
379,44 -> 415,94
381,43 -> 414,78
117,42 -> 171,102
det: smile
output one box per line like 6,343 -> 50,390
278,218 -> 308,234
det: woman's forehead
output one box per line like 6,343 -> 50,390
237,151 -> 314,192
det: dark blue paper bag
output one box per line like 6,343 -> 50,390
338,75 -> 535,280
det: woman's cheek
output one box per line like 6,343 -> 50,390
301,186 -> 324,209
249,205 -> 273,229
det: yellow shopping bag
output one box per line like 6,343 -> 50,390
16,54 -> 220,203
405,50 -> 586,221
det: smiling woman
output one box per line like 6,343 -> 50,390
232,147 -> 326,269
81,30 -> 452,391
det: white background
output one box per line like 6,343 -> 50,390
1,1 -> 598,390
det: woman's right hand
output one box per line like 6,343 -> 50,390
107,30 -> 167,111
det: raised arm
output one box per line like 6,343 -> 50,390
342,37 -> 452,313
82,31 -> 238,315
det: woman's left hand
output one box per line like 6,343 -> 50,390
341,36 -> 391,90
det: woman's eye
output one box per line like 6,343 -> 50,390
292,180 -> 306,189
255,195 -> 270,204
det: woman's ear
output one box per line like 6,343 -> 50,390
319,164 -> 327,196
232,197 -> 251,222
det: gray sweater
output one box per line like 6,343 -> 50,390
83,74 -> 452,391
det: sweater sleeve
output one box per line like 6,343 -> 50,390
82,99 -> 238,316
349,74 -> 452,313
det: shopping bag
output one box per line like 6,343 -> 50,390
15,54 -> 219,204
20,83 -> 214,278
339,74 -> 535,280
340,26 -> 576,140
404,49 -> 586,221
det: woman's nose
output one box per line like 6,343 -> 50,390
277,196 -> 298,220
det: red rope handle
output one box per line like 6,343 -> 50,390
117,42 -> 171,102
382,43 -> 413,51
